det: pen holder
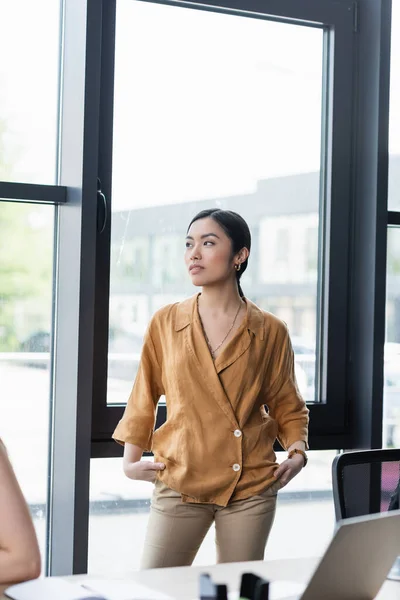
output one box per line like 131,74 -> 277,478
199,571 -> 269,600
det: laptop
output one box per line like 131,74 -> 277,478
202,510 -> 400,600
285,509 -> 400,600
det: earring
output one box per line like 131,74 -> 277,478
235,263 -> 241,272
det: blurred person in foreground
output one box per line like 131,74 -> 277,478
113,209 -> 309,568
0,439 -> 41,584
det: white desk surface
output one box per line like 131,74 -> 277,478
1,557 -> 400,600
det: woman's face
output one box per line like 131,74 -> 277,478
185,217 -> 237,287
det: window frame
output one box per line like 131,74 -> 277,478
90,0 -> 364,457
0,0 -> 110,577
0,182 -> 67,203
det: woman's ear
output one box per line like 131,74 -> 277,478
236,247 -> 249,264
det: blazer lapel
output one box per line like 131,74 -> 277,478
214,298 -> 265,374
213,326 -> 252,374
179,296 -> 239,429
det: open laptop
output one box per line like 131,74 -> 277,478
281,509 -> 400,600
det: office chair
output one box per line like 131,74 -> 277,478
332,449 -> 400,521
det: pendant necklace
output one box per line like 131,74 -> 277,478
197,295 -> 242,359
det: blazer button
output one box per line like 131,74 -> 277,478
232,463 -> 241,472
234,429 -> 242,437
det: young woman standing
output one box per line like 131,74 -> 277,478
113,208 -> 309,568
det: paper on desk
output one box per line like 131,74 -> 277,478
82,579 -> 174,600
5,578 -> 106,600
266,580 -> 305,600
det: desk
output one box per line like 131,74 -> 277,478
1,558 -> 400,599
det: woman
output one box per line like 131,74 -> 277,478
113,208 -> 309,568
0,439 -> 41,583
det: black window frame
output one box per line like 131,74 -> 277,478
89,0 -> 392,457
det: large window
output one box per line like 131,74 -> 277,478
0,0 -> 63,577
107,1 -> 323,408
92,0 -> 357,453
89,0 -> 355,575
385,1 -> 400,448
0,202 -> 55,568
0,0 -> 60,184
388,1 -> 400,212
385,228 -> 400,447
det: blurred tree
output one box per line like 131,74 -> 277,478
0,118 -> 53,351
387,229 -> 400,275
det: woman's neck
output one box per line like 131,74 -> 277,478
198,282 -> 243,315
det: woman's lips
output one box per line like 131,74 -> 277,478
189,265 -> 203,274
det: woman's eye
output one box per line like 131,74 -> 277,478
185,242 -> 192,248
204,241 -> 214,246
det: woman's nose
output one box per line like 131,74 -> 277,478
190,245 -> 201,260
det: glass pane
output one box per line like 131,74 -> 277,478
388,1 -> 400,210
0,0 -> 61,184
384,227 -> 400,448
88,450 -> 335,573
90,0 -> 329,573
107,1 -> 323,407
0,202 -> 54,571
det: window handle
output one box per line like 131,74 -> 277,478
97,177 -> 108,234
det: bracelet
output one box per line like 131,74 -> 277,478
288,448 -> 308,467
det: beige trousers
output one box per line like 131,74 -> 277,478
140,480 -> 281,569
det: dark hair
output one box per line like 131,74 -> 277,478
187,209 -> 251,298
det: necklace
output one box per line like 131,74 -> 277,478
197,295 -> 242,359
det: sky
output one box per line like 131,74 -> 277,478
0,0 -> 60,185
111,1 -> 323,209
0,0 -> 399,210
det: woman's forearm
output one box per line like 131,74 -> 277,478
287,440 -> 306,452
123,443 -> 144,478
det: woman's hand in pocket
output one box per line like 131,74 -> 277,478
273,453 -> 304,489
124,460 -> 165,483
